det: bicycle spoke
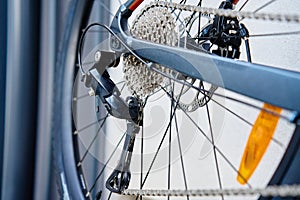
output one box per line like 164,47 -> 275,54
185,104 -> 252,187
115,80 -> 126,86
167,83 -> 175,200
140,123 -> 144,200
154,63 -> 288,150
239,0 -> 278,21
80,61 -> 96,66
119,82 -> 126,93
145,82 -> 172,100
149,64 -> 291,122
139,111 -> 171,188
73,93 -> 90,101
185,0 -> 203,30
172,0 -> 187,21
212,97 -> 285,147
197,0 -> 203,42
212,98 -> 252,126
215,145 -> 252,188
75,115 -> 108,134
174,113 -> 189,200
138,96 -> 149,200
78,114 -> 108,165
218,94 -> 290,121
205,97 -> 224,200
253,0 -> 278,14
239,0 -> 250,11
211,93 -> 285,148
250,31 -> 300,37
107,191 -> 113,200
140,84 -> 185,189
161,87 -> 252,187
88,130 -> 127,195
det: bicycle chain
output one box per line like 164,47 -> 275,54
122,185 -> 300,197
148,1 -> 300,23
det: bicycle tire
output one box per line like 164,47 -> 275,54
52,0 -> 93,199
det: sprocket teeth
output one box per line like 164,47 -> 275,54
123,6 -> 178,97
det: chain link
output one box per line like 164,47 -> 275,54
149,1 -> 300,23
122,185 -> 300,197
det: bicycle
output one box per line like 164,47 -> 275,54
53,0 -> 300,199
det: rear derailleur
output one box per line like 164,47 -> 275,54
84,51 -> 143,194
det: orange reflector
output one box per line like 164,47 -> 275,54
237,103 -> 282,184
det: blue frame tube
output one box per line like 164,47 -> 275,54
111,1 -> 300,113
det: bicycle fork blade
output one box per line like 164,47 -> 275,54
237,103 -> 282,185
106,122 -> 140,193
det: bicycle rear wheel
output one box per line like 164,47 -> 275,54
53,0 -> 300,199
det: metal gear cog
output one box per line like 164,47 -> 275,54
123,6 -> 178,97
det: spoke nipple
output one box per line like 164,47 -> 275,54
74,130 -> 78,135
77,162 -> 82,167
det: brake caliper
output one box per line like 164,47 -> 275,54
201,0 -> 249,59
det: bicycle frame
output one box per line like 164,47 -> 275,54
110,0 -> 300,114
